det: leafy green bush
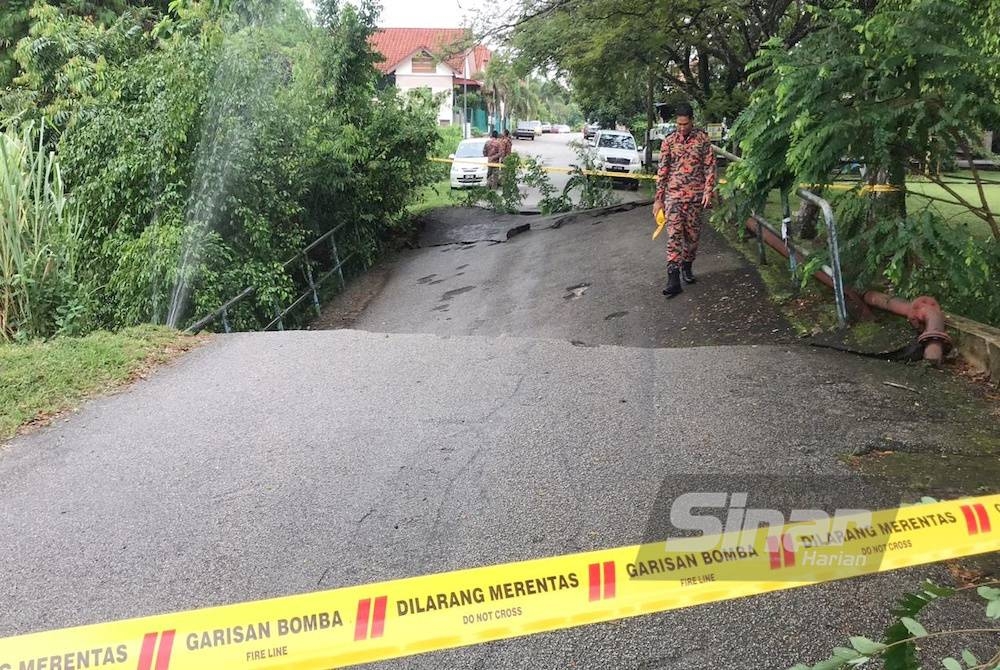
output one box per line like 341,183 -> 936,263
3,2 -> 150,133
564,142 -> 619,210
838,197 -> 1000,327
462,154 -> 526,214
522,156 -> 571,215
792,578 -> 999,670
2,0 -> 441,332
462,147 -> 617,215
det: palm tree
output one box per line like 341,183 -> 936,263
507,78 -> 541,122
480,57 -> 513,131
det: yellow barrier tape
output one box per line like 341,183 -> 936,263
431,157 -> 658,181
1,496 -> 997,669
433,158 -> 901,191
801,183 -> 902,193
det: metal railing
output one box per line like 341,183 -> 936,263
187,221 -> 360,334
189,148 -> 849,333
713,145 -> 849,327
796,188 -> 848,327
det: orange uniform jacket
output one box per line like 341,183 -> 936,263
655,128 -> 717,204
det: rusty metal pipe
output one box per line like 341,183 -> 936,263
863,291 -> 951,364
744,217 -> 950,362
744,217 -> 870,314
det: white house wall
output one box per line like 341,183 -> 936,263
393,56 -> 456,124
395,74 -> 454,124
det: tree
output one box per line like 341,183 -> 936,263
480,55 -> 541,130
727,0 -> 1000,239
724,0 -> 1000,326
0,0 -> 171,89
2,0 -> 441,335
0,1 -> 33,87
2,3 -> 150,133
490,0 -> 821,129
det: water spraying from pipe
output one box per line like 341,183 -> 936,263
166,2 -> 290,328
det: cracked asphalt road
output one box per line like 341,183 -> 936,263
348,205 -> 795,348
1,331 -> 997,668
2,135 -> 998,668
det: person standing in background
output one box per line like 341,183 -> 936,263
500,129 -> 513,160
484,130 -> 502,188
496,130 -> 514,189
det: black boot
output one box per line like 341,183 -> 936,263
681,260 -> 697,284
662,268 -> 683,298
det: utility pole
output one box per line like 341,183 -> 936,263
463,54 -> 470,139
645,66 -> 655,170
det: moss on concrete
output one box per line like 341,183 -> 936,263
710,217 -> 842,335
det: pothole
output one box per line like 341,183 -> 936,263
564,282 -> 591,300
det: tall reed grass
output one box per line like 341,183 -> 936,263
0,122 -> 84,341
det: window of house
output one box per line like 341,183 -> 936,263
411,52 -> 435,74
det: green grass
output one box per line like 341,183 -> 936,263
904,175 -> 1000,237
756,173 -> 1000,239
0,326 -> 201,439
407,179 -> 462,218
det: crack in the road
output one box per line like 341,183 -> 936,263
429,240 -> 504,249
424,343 -> 536,550
440,286 -> 477,301
424,223 -> 533,249
316,564 -> 335,586
542,200 -> 650,229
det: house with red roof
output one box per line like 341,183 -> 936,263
369,28 -> 491,128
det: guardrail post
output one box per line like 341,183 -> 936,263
305,261 -> 321,317
222,307 -> 231,334
330,233 -> 345,290
271,300 -> 284,331
797,189 -> 848,328
780,191 -> 797,273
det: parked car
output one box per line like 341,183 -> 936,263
583,122 -> 600,140
555,124 -> 572,134
540,122 -> 552,133
589,129 -> 642,190
648,122 -> 676,144
449,138 -> 489,188
527,120 -> 543,136
514,122 -> 536,140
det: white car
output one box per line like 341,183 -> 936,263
449,138 -> 489,189
649,122 -> 676,144
590,130 -> 642,188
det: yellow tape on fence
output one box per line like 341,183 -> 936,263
1,495 -> 998,669
431,157 -> 659,181
432,158 -> 903,191
802,183 -> 902,193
